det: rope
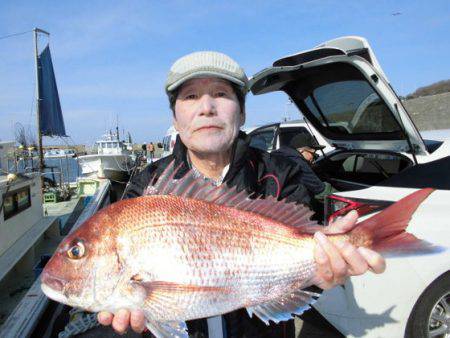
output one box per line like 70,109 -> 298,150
0,30 -> 33,41
57,308 -> 100,338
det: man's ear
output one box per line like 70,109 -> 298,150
239,110 -> 246,127
173,116 -> 179,132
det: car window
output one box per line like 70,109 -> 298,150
304,80 -> 399,134
340,153 -> 405,175
287,62 -> 402,136
249,126 -> 277,151
278,127 -> 311,147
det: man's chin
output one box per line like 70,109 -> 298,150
187,139 -> 233,155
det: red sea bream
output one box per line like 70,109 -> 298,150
41,163 -> 435,338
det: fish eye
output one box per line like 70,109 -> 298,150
67,240 -> 85,260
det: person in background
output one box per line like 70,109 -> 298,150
148,142 -> 155,161
290,133 -> 336,202
97,51 -> 385,336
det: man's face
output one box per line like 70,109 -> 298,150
299,147 -> 317,163
173,78 -> 244,154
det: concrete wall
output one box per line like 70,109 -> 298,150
403,92 -> 450,131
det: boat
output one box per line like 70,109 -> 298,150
77,128 -> 135,182
43,148 -> 76,158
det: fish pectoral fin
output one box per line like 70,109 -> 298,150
246,289 -> 321,325
145,318 -> 188,338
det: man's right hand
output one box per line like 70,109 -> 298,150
98,309 -> 146,334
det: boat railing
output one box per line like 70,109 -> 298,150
0,179 -> 111,338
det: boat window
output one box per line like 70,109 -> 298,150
2,186 -> 31,220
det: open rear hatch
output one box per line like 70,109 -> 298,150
249,36 -> 427,156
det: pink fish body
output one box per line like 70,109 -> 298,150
41,163 -> 434,338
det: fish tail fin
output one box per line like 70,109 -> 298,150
350,188 -> 442,256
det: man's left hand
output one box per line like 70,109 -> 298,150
313,210 -> 386,290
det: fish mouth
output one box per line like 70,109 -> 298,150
41,271 -> 66,292
41,283 -> 69,304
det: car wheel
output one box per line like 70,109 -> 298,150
405,272 -> 450,338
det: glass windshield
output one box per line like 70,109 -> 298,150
249,125 -> 277,151
278,126 -> 310,147
287,63 -> 401,136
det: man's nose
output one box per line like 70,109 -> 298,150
198,94 -> 216,116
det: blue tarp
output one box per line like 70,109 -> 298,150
38,45 -> 67,137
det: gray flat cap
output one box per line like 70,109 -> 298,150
165,51 -> 248,95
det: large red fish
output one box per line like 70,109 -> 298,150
41,163 -> 435,338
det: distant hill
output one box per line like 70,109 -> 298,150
404,92 -> 450,131
406,79 -> 450,99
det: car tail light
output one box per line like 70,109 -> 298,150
325,194 -> 392,225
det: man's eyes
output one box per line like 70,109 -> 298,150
181,90 -> 230,100
214,91 -> 230,98
183,93 -> 198,100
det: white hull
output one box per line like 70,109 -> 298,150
78,154 -> 134,181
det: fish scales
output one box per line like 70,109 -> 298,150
115,196 -> 316,320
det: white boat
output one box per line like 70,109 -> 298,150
43,148 -> 76,158
78,131 -> 135,182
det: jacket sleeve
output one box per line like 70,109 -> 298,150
280,164 -> 312,206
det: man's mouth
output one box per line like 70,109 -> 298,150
195,125 -> 222,132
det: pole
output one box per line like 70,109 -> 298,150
33,28 -> 50,187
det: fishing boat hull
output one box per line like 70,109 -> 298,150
77,154 -> 134,182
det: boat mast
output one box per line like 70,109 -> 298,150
33,27 -> 49,175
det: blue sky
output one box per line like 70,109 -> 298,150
0,0 -> 448,145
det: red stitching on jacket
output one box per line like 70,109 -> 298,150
258,174 -> 281,199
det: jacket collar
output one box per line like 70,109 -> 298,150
171,131 -> 251,180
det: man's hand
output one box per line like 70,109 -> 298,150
313,210 -> 386,290
97,309 -> 146,334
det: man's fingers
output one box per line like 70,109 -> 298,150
336,241 -> 368,276
324,210 -> 358,234
130,309 -> 146,333
358,247 -> 386,274
314,232 -> 347,284
112,309 -> 131,334
314,240 -> 332,280
97,311 -> 113,326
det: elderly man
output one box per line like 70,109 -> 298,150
98,51 -> 385,336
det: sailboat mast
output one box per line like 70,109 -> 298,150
33,27 -> 49,174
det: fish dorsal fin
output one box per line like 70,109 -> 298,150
246,289 -> 321,325
147,161 -> 317,228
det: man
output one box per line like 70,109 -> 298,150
274,133 -> 335,201
98,51 -> 385,335
290,133 -> 324,164
148,142 -> 155,161
272,133 -> 327,200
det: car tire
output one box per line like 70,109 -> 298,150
405,271 -> 450,338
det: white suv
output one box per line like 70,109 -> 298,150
245,119 -> 334,154
250,36 -> 450,338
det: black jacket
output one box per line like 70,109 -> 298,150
122,132 -> 321,338
271,146 -> 325,196
124,132 -> 313,206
